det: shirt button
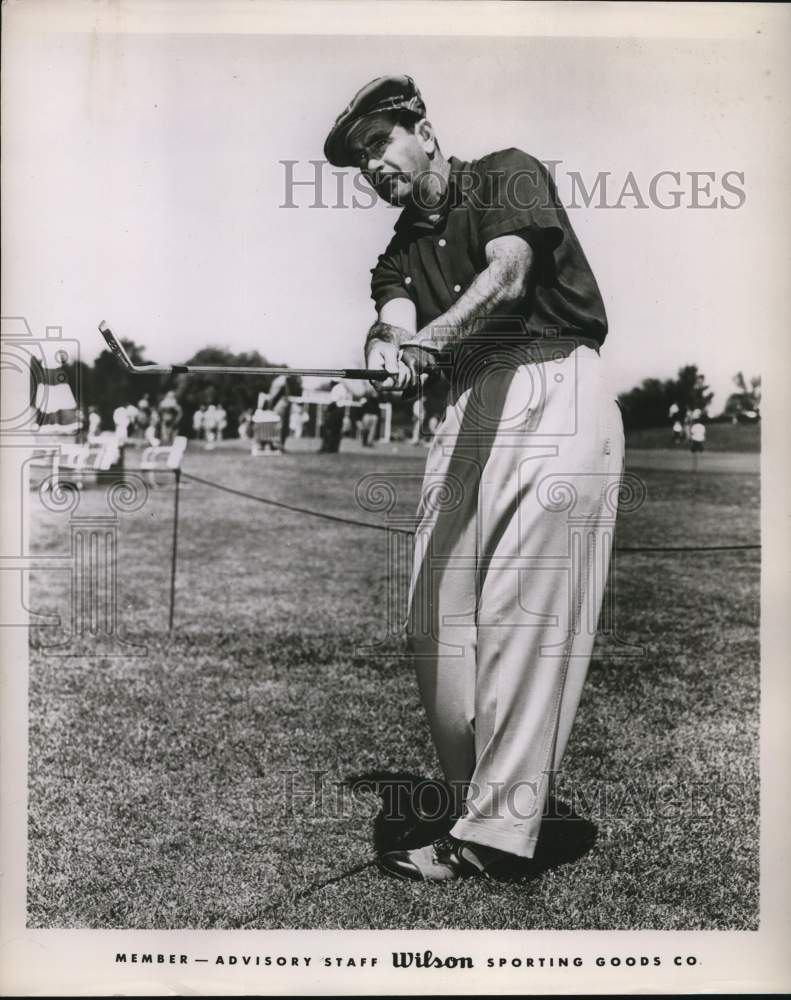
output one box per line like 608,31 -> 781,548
438,238 -> 447,247
453,284 -> 461,293
404,276 -> 412,285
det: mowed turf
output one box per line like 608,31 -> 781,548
26,440 -> 759,929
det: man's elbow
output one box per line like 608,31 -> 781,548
496,263 -> 530,302
489,252 -> 532,302
507,267 -> 530,301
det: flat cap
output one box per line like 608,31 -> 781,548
324,75 -> 426,167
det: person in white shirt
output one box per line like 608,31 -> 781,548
87,407 -> 102,444
689,421 -> 706,453
215,404 -> 228,442
113,405 -> 130,446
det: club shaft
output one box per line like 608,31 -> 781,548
98,322 -> 396,380
157,364 -> 395,380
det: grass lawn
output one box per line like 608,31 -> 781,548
625,422 -> 760,452
26,439 -> 760,929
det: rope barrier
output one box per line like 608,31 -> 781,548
613,543 -> 760,552
179,472 -> 760,553
181,472 -> 410,534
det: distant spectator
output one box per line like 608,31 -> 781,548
144,408 -> 160,447
668,402 -> 684,444
215,404 -> 228,442
203,404 -> 220,449
74,408 -> 88,444
134,395 -> 153,439
112,404 -> 131,469
319,379 -> 350,454
238,408 -> 253,440
193,404 -> 207,439
359,393 -> 380,447
87,406 -> 102,444
125,403 -> 140,436
158,391 -> 182,446
207,403 -> 223,443
113,404 -> 131,447
689,420 -> 706,453
289,401 -> 306,440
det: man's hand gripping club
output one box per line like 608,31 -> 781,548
365,320 -> 440,393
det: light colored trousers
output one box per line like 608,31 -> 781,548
406,339 -> 624,858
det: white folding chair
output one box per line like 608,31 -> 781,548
140,435 -> 188,485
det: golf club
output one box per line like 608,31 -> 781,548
98,321 -> 398,381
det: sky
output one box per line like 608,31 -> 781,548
3,2 -> 789,411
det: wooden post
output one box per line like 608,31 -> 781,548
168,467 -> 181,632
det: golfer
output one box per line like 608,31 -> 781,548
325,76 -> 624,880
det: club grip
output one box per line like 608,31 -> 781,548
345,369 -> 398,381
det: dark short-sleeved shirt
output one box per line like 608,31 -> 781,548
370,147 -> 608,345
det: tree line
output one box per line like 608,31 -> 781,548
67,339 -> 289,437
617,364 -> 761,429
61,342 -> 760,436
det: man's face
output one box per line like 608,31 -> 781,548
348,115 -> 433,206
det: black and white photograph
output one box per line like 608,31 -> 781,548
1,1 -> 789,995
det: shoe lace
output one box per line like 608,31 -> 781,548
431,835 -> 459,865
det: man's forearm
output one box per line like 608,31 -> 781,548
412,250 -> 532,353
365,319 -> 412,351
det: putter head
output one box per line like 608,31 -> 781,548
98,321 -> 170,374
98,321 -> 136,371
